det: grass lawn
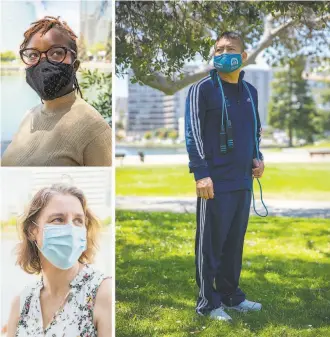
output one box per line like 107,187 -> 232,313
116,163 -> 330,200
116,210 -> 330,337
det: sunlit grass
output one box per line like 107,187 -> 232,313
116,211 -> 330,337
116,163 -> 330,200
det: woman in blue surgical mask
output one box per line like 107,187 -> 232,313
6,184 -> 112,337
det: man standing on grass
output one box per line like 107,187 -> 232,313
185,31 -> 265,321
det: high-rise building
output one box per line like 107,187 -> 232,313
79,0 -> 111,46
1,1 -> 37,52
127,75 -> 178,136
243,64 -> 272,126
115,97 -> 128,125
127,64 -> 272,137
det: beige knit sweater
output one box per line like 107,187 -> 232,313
1,91 -> 112,166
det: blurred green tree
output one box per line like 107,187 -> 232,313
268,56 -> 319,146
90,42 -> 107,55
80,70 -> 112,125
79,19 -> 112,125
144,131 -> 153,140
320,81 -> 330,132
168,129 -> 179,141
0,51 -> 16,62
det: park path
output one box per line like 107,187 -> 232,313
116,196 -> 330,218
115,149 -> 330,166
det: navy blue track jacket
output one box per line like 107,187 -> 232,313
185,69 -> 263,192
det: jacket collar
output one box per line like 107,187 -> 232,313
210,68 -> 245,87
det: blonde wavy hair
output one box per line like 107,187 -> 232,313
16,183 -> 100,274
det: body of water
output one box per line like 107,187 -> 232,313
1,74 -> 40,143
116,145 -> 187,156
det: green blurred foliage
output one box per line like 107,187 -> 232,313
90,42 -> 107,55
80,69 -> 112,125
0,50 -> 16,62
268,56 -> 320,146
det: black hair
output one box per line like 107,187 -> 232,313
216,31 -> 245,52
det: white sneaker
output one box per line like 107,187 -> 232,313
224,299 -> 262,312
209,307 -> 232,321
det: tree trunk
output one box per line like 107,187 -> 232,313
288,126 -> 293,147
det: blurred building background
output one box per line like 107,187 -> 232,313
80,0 -> 111,46
117,63 -> 329,143
127,72 -> 178,135
120,64 -> 273,140
1,0 -> 111,52
0,168 -> 112,221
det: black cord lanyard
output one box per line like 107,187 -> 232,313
215,72 -> 268,217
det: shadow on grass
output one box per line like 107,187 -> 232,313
116,211 -> 330,337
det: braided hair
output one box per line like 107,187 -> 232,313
21,16 -> 82,98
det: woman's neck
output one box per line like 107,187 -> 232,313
40,260 -> 81,296
218,69 -> 240,84
42,90 -> 76,114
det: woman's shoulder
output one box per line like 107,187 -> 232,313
68,97 -> 110,136
19,279 -> 42,298
71,96 -> 108,121
19,104 -> 42,123
71,264 -> 109,290
17,279 -> 42,312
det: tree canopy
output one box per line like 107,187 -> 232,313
116,1 -> 330,94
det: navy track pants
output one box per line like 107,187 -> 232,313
195,190 -> 252,315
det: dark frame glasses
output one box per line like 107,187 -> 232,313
20,46 -> 77,66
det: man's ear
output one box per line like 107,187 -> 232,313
73,59 -> 80,72
242,51 -> 248,63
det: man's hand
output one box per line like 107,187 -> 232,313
196,177 -> 214,199
252,159 -> 265,178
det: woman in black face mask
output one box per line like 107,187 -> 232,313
1,16 -> 112,167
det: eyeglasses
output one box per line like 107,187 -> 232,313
20,46 -> 77,66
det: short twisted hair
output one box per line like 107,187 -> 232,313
20,16 -> 83,98
20,16 -> 78,51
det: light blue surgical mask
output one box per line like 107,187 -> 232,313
214,53 -> 242,73
33,221 -> 87,270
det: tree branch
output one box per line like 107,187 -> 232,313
132,13 -> 330,95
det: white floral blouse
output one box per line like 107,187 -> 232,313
15,264 -> 108,337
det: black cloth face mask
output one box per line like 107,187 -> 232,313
26,59 -> 76,100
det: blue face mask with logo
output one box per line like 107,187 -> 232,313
214,53 -> 242,73
33,222 -> 87,270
